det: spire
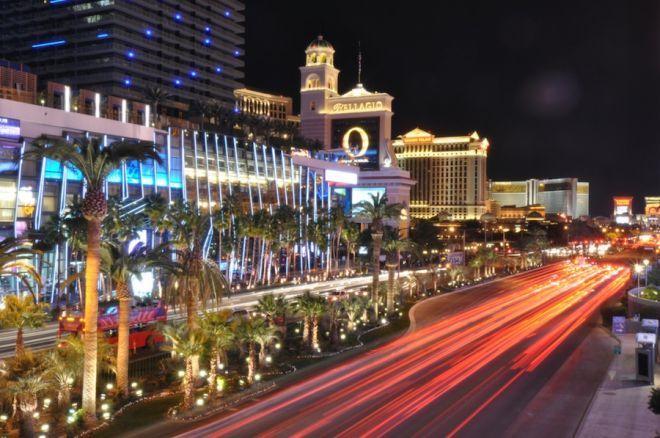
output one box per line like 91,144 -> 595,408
357,41 -> 362,85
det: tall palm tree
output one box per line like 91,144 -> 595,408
8,375 -> 50,437
355,194 -> 402,319
382,234 -> 417,313
144,86 -> 171,128
0,295 -> 49,356
255,293 -> 279,324
341,224 -> 360,274
161,201 -> 229,377
200,310 -> 235,397
28,135 -> 161,415
0,238 -> 42,302
162,324 -> 206,410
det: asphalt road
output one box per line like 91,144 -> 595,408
176,261 -> 630,437
0,272 -> 392,358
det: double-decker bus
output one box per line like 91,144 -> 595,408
58,303 -> 167,351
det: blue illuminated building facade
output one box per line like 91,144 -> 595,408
0,96 -> 357,300
0,0 -> 244,110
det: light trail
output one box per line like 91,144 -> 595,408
178,262 -> 629,437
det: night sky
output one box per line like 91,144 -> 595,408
244,1 -> 660,216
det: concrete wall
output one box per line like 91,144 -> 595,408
628,286 -> 660,320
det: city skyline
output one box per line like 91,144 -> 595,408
244,0 -> 659,216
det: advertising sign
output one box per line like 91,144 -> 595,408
331,117 -> 380,170
447,251 -> 465,266
0,117 -> 20,140
612,316 -> 626,335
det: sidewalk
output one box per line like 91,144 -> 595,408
577,333 -> 660,438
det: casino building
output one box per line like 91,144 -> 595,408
0,89 -> 358,299
299,36 -> 413,228
393,128 -> 489,221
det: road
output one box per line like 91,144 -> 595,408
0,271 -> 392,358
177,261 -> 630,437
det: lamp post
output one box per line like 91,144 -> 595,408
634,263 -> 643,289
643,259 -> 650,285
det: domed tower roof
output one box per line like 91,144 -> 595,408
305,35 -> 335,66
307,35 -> 334,51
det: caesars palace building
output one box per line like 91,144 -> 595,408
298,36 -> 414,228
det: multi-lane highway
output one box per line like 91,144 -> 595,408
177,261 -> 629,437
0,272 -> 391,358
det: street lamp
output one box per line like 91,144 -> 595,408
634,263 -> 643,289
643,259 -> 650,285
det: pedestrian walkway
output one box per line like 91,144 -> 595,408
577,333 -> 660,438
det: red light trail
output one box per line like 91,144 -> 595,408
179,262 -> 629,437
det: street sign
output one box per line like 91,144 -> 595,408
612,316 -> 626,335
641,319 -> 659,333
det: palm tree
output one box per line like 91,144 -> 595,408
355,194 -> 402,319
8,375 -> 50,437
200,310 -> 235,397
44,350 -> 79,408
28,135 -> 161,415
162,324 -> 206,410
0,295 -> 49,356
254,321 -> 279,368
341,224 -> 360,274
236,317 -> 266,384
161,201 -> 229,376
256,293 -> 278,324
382,233 -> 417,313
341,295 -> 369,331
0,238 -> 42,301
295,292 -> 319,347
144,86 -> 171,128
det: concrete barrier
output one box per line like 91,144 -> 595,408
627,286 -> 660,319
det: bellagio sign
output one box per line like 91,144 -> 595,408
331,101 -> 384,113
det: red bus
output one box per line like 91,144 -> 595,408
58,303 -> 167,351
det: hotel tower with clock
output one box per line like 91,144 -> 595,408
299,35 -> 414,229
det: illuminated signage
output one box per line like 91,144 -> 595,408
0,117 -> 20,140
342,127 -> 369,159
352,187 -> 386,215
325,169 -> 358,185
331,117 -> 380,170
332,101 -> 384,113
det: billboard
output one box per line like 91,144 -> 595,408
0,117 -> 20,141
331,117 -> 380,170
351,187 -> 386,215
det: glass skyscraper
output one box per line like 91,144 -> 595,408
0,1 -> 244,109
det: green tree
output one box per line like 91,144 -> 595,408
162,324 -> 206,410
8,375 -> 50,437
200,310 -> 235,397
0,238 -> 42,302
144,86 -> 171,128
382,232 -> 417,313
341,295 -> 369,331
28,135 -> 161,415
236,317 -> 267,384
0,295 -> 49,356
341,223 -> 360,274
44,350 -> 79,408
355,193 -> 402,319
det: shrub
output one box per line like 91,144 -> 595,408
649,387 -> 660,414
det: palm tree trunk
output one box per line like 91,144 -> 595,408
312,317 -> 319,349
258,342 -> 267,368
386,263 -> 397,313
116,281 -> 131,398
302,317 -> 310,345
183,357 -> 194,410
82,218 -> 101,417
371,232 -> 383,320
247,343 -> 256,384
208,354 -> 218,397
58,384 -> 71,408
15,327 -> 24,357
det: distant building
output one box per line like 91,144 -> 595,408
490,202 -> 546,222
645,196 -> 659,217
0,61 -> 37,104
613,196 -> 633,224
0,1 -> 245,111
393,128 -> 489,221
234,88 -> 299,124
489,178 -> 589,218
